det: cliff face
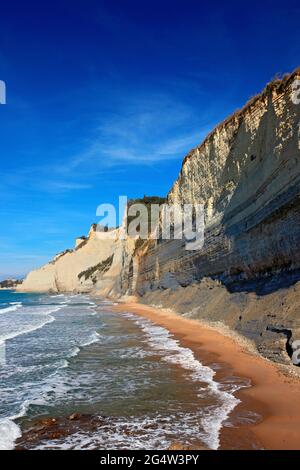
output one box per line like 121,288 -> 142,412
136,72 -> 300,293
19,225 -> 117,293
19,221 -> 136,295
20,70 -> 300,365
133,70 -> 300,365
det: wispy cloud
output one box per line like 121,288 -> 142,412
0,91 -> 209,198
56,93 -> 208,175
34,180 -> 93,193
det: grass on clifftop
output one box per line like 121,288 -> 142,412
127,195 -> 166,234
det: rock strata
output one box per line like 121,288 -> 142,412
19,69 -> 300,366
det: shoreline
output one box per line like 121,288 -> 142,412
112,300 -> 300,450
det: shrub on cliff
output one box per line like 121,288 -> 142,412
78,255 -> 114,281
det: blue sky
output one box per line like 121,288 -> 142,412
0,0 -> 299,278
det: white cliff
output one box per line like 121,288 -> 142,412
18,225 -> 117,293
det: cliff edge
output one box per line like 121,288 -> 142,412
20,69 -> 300,366
133,69 -> 300,366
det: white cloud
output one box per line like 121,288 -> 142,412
58,93 -> 209,174
0,91 -> 213,194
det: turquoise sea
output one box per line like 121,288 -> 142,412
0,290 -> 254,450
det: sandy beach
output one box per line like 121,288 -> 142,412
112,301 -> 300,450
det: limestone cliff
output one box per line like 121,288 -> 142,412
18,225 -> 117,293
133,69 -> 300,365
136,70 -> 300,293
20,69 -> 300,365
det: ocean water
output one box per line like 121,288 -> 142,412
0,290 -> 252,450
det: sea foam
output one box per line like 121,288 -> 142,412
0,302 -> 22,314
0,418 -> 22,450
126,313 -> 246,450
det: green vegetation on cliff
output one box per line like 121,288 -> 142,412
78,255 -> 114,281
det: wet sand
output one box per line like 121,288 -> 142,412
113,301 -> 300,450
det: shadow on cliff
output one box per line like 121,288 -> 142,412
221,268 -> 300,295
209,89 -> 300,296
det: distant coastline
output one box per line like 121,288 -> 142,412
0,279 -> 22,290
